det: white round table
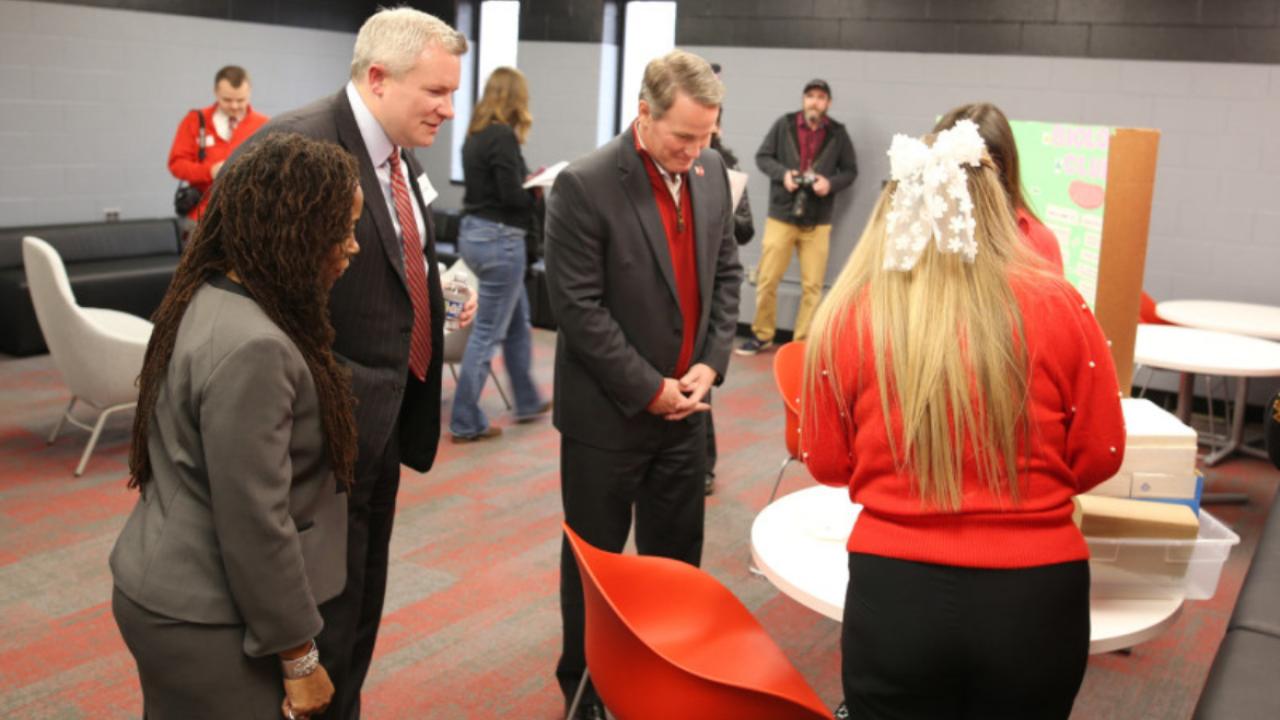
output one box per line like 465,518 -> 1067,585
1156,300 -> 1280,341
1133,324 -> 1280,465
751,485 -> 1184,655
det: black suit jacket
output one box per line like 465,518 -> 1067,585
232,90 -> 445,473
544,128 -> 743,451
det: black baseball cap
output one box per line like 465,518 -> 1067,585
803,79 -> 831,97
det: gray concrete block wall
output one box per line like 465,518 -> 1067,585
416,40 -> 605,222
694,43 -> 1279,402
691,44 -> 1279,323
0,0 -> 355,226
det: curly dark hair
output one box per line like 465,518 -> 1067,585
129,133 -> 359,491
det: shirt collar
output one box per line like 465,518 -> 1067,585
346,81 -> 396,166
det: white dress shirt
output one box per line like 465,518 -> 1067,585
212,108 -> 237,142
346,82 -> 428,251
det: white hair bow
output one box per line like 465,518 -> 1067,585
883,119 -> 987,272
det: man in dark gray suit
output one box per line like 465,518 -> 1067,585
545,50 -> 743,720
232,9 -> 472,718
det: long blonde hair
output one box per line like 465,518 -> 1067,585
804,147 -> 1056,510
468,66 -> 533,143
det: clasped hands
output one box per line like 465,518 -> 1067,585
646,363 -> 716,421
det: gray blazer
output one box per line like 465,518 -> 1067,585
110,278 -> 347,658
544,128 -> 743,450
233,90 -> 446,474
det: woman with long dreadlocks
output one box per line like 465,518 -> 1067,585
109,133 -> 362,720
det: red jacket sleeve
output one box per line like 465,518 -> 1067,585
1062,291 -> 1126,492
168,109 -> 215,185
801,328 -> 855,488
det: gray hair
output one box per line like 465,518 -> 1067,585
350,7 -> 468,81
640,50 -> 723,120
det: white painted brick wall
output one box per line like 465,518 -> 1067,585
0,1 -> 1274,402
0,0 -> 355,227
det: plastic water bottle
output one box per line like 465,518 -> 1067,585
443,271 -> 470,332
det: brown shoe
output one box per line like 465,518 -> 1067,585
450,426 -> 503,444
514,400 -> 553,423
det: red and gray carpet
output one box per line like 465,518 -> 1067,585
1,329 -> 1275,719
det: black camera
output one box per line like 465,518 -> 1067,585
790,173 -> 817,225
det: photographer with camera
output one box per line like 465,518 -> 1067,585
739,79 -> 856,355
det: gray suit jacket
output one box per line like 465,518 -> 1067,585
232,90 -> 445,475
545,128 -> 743,450
110,279 -> 347,658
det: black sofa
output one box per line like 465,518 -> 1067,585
1193,398 -> 1280,719
432,208 -> 556,329
433,208 -> 461,267
0,218 -> 182,356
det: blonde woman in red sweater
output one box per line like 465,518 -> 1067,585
801,120 -> 1125,720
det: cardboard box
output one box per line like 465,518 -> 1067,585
1074,494 -> 1199,539
1090,399 -> 1198,503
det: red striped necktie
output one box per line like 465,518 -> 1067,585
387,147 -> 432,381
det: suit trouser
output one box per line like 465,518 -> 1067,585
316,419 -> 402,720
751,218 -> 831,342
556,418 -> 707,706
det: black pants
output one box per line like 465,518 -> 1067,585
316,423 -> 402,720
556,419 -> 707,706
705,396 -> 718,474
843,553 -> 1090,720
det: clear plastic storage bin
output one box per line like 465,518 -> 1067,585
1086,509 -> 1240,600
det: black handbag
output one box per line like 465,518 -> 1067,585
173,109 -> 206,217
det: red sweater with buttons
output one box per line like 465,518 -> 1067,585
168,103 -> 269,219
801,276 -> 1125,568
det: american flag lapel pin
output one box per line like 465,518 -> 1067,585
694,164 -> 704,176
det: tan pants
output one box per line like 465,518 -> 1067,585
751,218 -> 831,342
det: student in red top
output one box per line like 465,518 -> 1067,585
801,120 -> 1124,719
167,65 -> 269,223
935,102 -> 1065,275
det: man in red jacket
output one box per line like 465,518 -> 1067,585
167,65 -> 269,224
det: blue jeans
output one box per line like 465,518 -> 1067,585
449,215 -> 544,436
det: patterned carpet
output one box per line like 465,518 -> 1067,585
0,329 -> 1275,719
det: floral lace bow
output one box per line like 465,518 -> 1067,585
884,119 -> 987,272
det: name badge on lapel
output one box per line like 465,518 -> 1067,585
416,172 -> 438,207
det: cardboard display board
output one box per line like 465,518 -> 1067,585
1094,129 -> 1160,395
1010,121 -> 1111,306
1011,121 -> 1160,395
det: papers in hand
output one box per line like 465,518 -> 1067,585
727,168 -> 749,208
523,161 -> 569,189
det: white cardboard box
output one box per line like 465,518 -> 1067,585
1090,399 -> 1198,500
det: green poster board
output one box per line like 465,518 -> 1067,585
1009,120 -> 1111,307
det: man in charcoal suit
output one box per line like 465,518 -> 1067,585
232,8 -> 473,718
544,49 -> 743,720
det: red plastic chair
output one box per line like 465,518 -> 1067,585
768,341 -> 808,506
1139,290 -> 1171,325
563,524 -> 831,720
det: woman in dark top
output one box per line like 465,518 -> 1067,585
450,66 -> 549,441
111,134 -> 361,719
